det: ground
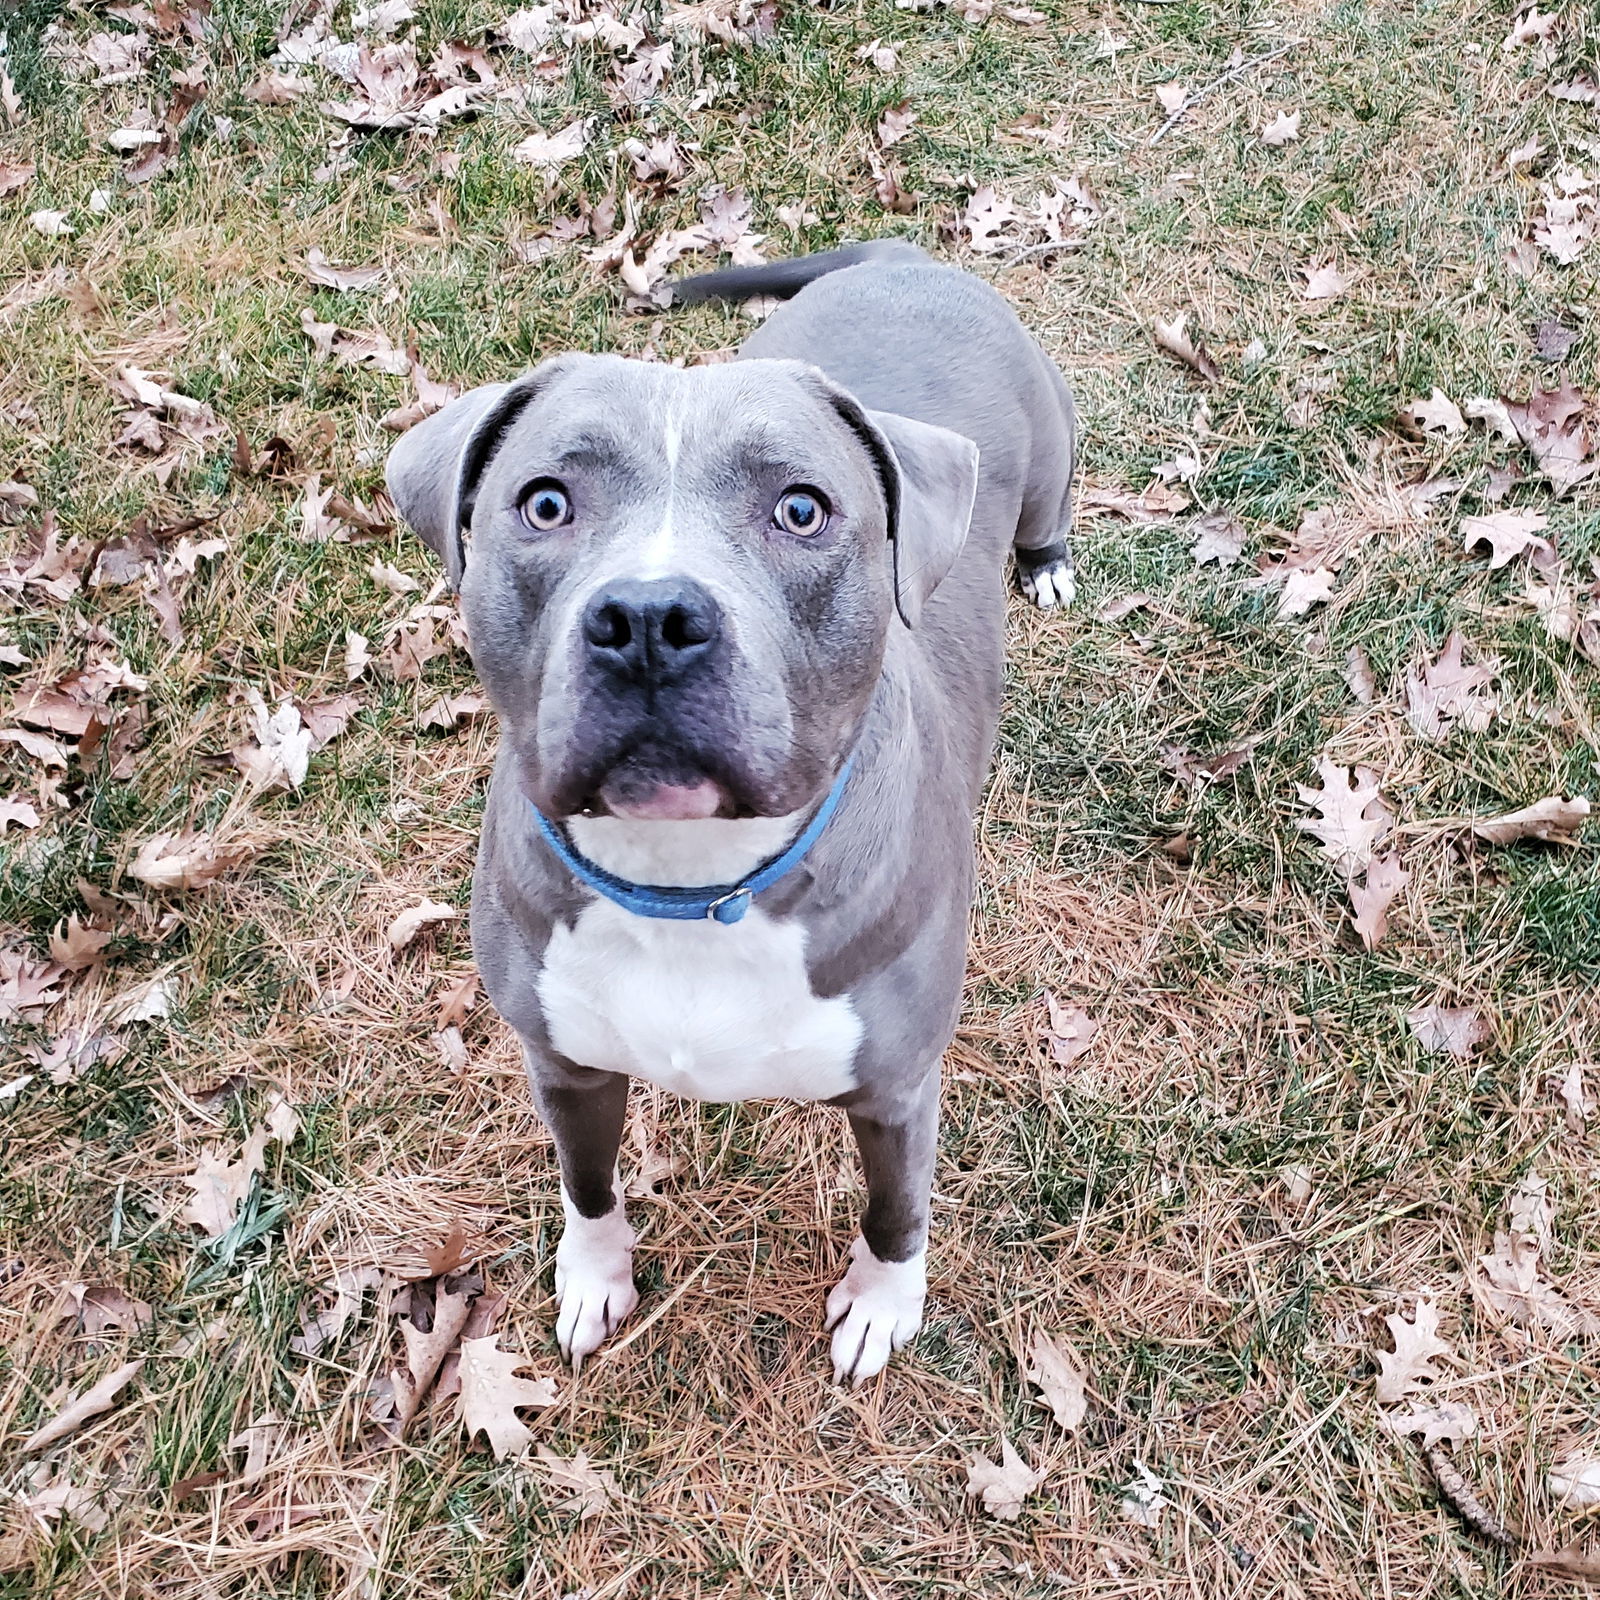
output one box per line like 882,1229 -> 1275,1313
2,0 -> 1599,1594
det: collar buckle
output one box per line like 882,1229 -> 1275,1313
706,887 -> 753,924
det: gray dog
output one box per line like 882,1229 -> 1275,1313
385,241 -> 1077,1383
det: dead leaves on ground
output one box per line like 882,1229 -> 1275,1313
1473,1171 -> 1600,1342
1296,759 -> 1392,879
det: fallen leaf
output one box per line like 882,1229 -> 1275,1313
876,101 -> 915,149
1119,1459 -> 1172,1527
1400,388 -> 1466,437
1154,82 -> 1186,115
1190,512 -> 1245,567
1296,759 -> 1392,878
1044,994 -> 1098,1065
387,898 -> 458,950
129,830 -> 261,890
1349,851 -> 1408,951
181,1127 -> 269,1239
1276,565 -> 1336,619
1095,591 -> 1153,623
1405,632 -> 1498,739
1381,1399 -> 1478,1448
1161,744 -> 1250,786
369,557 -> 421,594
1260,108 -> 1300,146
965,1438 -> 1044,1521
0,727 -> 71,767
1406,1004 -> 1491,1059
1502,379 -> 1600,495
289,1265 -> 381,1358
231,694 -> 313,793
1375,1298 -> 1452,1403
379,357 -> 460,432
20,1359 -> 143,1453
512,118 -> 590,177
1533,317 -> 1578,361
1343,645 -> 1376,703
58,1282 -> 152,1337
1529,1540 -> 1600,1580
1023,1332 -> 1088,1430
1077,482 -> 1189,522
24,1029 -> 124,1086
1153,312 -> 1220,383
1302,262 -> 1348,300
345,630 -> 373,681
105,973 -> 179,1025
392,1283 -> 477,1435
48,916 -> 112,972
0,796 -> 44,833
1550,1457 -> 1600,1511
1470,795 -> 1590,846
226,1411 -> 285,1486
1474,1173 -> 1600,1339
1460,509 -> 1553,569
264,1091 -> 299,1146
535,1447 -> 623,1518
14,1474 -> 108,1533
417,690 -> 490,730
298,308 -> 410,375
304,248 -> 384,292
1553,1061 -> 1595,1132
245,70 -> 313,103
435,970 -> 480,1029
297,693 -> 362,748
454,1335 -> 558,1459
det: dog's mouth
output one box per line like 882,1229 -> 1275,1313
546,743 -> 770,822
588,775 -> 729,821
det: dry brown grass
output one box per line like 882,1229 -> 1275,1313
4,0 -> 1600,1593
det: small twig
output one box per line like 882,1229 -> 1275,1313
1000,238 -> 1084,269
1149,40 -> 1302,144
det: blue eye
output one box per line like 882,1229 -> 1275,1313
520,481 -> 572,531
774,488 -> 829,537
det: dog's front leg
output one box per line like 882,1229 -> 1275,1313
826,1069 -> 939,1385
523,1047 -> 640,1369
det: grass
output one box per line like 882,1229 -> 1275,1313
2,0 -> 1599,1593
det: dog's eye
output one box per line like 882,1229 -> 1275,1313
773,488 -> 829,537
519,481 -> 572,531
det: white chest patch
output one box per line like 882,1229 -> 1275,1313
537,901 -> 862,1103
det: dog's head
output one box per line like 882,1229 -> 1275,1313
386,354 -> 978,821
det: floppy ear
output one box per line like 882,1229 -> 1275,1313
384,356 -> 583,588
863,408 -> 981,628
805,378 -> 980,628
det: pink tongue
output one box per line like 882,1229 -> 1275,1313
608,781 -> 723,821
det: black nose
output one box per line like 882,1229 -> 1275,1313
581,577 -> 722,681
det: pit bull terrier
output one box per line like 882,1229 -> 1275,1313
385,241 -> 1077,1383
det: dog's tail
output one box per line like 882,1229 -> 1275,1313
671,240 -> 927,306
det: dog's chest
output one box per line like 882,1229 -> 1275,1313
536,901 -> 861,1102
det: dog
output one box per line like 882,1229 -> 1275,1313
385,241 -> 1077,1383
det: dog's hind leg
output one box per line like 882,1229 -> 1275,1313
524,1048 -> 640,1369
1012,366 -> 1078,611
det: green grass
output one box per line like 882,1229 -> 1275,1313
3,0 -> 1600,1594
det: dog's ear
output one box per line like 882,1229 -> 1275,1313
863,408 -> 981,628
809,380 -> 980,628
384,356 -> 583,588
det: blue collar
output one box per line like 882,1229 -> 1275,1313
528,760 -> 854,925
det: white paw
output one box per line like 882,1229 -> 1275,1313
1020,558 -> 1075,611
824,1237 -> 926,1386
553,1188 -> 639,1370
